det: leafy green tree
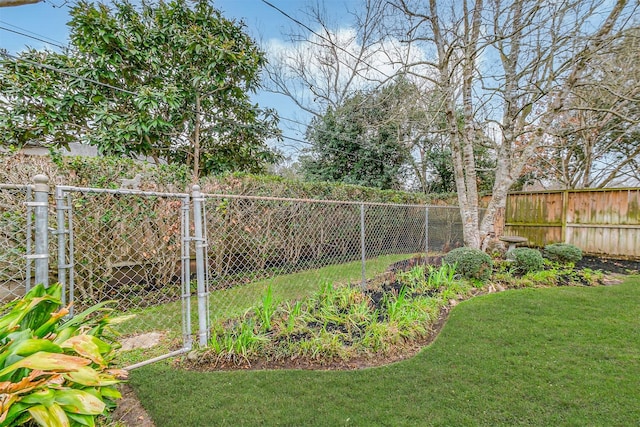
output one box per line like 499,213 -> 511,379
300,88 -> 409,190
300,79 -> 495,193
0,0 -> 280,179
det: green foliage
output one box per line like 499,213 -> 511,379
426,264 -> 459,290
300,82 -> 411,190
543,243 -> 583,264
3,154 -> 457,205
507,248 -> 544,274
254,285 -> 277,333
425,143 -> 496,194
203,279 -> 444,363
0,284 -> 126,427
0,0 -> 280,179
443,247 -> 494,282
201,262 -> 480,365
397,265 -> 428,290
132,277 -> 640,426
397,263 -> 460,293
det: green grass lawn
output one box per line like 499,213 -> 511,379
129,276 -> 640,426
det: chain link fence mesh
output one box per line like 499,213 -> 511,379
1,181 -> 466,364
0,184 -> 33,304
201,194 -> 465,324
58,187 -> 191,343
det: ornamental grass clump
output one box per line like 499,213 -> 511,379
443,247 -> 493,282
0,283 -> 127,427
507,248 -> 545,274
543,243 -> 583,264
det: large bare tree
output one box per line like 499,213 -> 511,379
266,0 -> 636,247
264,0 -> 394,118
536,27 -> 640,188
391,0 -> 635,248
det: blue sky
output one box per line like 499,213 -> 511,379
0,0 -> 316,54
0,0 -> 350,157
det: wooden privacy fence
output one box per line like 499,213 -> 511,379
499,188 -> 640,258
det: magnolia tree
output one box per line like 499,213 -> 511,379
0,0 -> 281,180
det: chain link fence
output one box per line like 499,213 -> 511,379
0,184 -> 33,302
199,193 -> 464,343
0,176 -> 466,364
55,186 -> 192,348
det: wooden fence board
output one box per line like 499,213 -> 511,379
498,188 -> 640,258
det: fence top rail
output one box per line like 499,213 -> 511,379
505,187 -> 640,196
201,192 -> 457,209
0,184 -> 32,190
56,185 -> 189,199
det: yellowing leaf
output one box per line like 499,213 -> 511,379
60,335 -> 106,366
61,366 -> 99,386
0,370 -> 51,394
0,352 -> 90,377
28,403 -> 70,427
63,367 -> 120,387
48,403 -> 71,427
53,389 -> 106,415
105,368 -> 128,381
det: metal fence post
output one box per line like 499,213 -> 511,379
55,186 -> 69,305
181,195 -> 193,350
25,186 -> 33,292
360,203 -> 366,289
32,175 -> 49,288
192,185 -> 209,346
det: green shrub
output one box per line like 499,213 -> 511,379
443,247 -> 494,282
0,283 -> 126,427
543,243 -> 583,264
507,247 -> 544,273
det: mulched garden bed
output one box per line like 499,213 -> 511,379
576,255 -> 640,274
178,253 -> 639,372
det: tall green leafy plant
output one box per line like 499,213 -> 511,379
0,0 -> 280,179
0,284 -> 127,427
255,285 -> 277,333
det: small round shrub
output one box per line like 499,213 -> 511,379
443,247 -> 494,282
507,247 -> 544,273
543,243 -> 583,264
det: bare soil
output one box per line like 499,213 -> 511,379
111,383 -> 156,427
576,255 -> 640,274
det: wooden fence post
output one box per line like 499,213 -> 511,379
561,190 -> 569,243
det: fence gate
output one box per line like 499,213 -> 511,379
56,185 -> 193,368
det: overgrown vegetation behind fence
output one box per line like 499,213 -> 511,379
0,154 -> 456,205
